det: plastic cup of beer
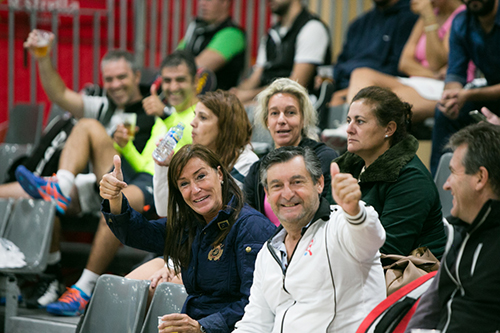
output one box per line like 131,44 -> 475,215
33,30 -> 52,57
121,113 -> 137,139
158,316 -> 177,333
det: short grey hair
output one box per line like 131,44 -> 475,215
100,49 -> 139,72
259,146 -> 323,189
446,122 -> 500,197
255,78 -> 318,141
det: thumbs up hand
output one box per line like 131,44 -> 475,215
100,155 -> 128,214
331,162 -> 361,216
142,83 -> 167,117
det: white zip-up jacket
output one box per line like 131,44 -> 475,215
234,199 -> 387,333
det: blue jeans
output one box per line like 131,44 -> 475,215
430,100 -> 500,176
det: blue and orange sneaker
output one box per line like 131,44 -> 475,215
15,165 -> 71,215
46,285 -> 90,316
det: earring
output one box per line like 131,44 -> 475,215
221,180 -> 224,185
385,135 -> 389,138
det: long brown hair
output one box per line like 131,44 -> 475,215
197,90 -> 252,170
164,144 -> 244,273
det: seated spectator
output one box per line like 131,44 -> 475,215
430,0 -> 500,176
334,86 -> 446,258
330,0 -> 418,106
154,90 -> 258,216
244,78 -> 338,225
346,0 -> 469,122
233,146 -> 386,332
231,0 -> 331,104
0,29 -> 156,312
100,145 -> 276,333
406,122 -> 500,333
177,0 -> 246,90
14,50 -> 199,316
126,90 -> 260,285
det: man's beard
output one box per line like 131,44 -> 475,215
466,0 -> 496,16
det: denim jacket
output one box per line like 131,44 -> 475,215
102,195 -> 276,333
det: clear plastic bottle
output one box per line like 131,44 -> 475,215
152,122 -> 185,162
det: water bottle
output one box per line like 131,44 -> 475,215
153,122 -> 185,162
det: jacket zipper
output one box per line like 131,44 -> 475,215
442,206 -> 491,333
267,230 -> 305,330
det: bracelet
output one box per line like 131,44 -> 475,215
424,24 -> 439,32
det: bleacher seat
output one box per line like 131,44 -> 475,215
76,274 -> 150,333
434,152 -> 453,218
140,282 -> 188,333
1,198 -> 56,333
0,143 -> 32,184
4,103 -> 44,147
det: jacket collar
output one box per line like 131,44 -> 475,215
202,195 -> 237,232
334,135 -> 418,183
466,199 -> 500,234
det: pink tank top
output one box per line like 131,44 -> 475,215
264,193 -> 281,227
414,5 -> 475,82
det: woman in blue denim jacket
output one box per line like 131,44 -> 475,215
100,145 -> 276,333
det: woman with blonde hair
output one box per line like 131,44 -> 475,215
244,78 -> 338,225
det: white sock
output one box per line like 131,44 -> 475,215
47,251 -> 61,265
74,269 -> 99,296
55,169 -> 75,198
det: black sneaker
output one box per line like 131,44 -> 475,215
25,275 -> 64,309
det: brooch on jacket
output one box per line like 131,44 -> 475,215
208,244 -> 224,261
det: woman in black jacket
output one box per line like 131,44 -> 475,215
244,78 -> 338,226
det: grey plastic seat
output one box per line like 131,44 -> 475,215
140,282 -> 188,333
77,274 -> 150,333
434,152 -> 454,218
0,198 -> 14,236
1,198 -> 55,274
1,198 -> 56,333
4,103 -> 44,146
326,103 -> 349,129
0,143 -> 32,184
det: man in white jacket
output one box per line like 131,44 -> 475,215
233,146 -> 386,333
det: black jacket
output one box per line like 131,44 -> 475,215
406,199 -> 500,333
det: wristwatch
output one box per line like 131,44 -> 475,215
200,325 -> 207,333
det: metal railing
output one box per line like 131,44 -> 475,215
1,0 -> 372,119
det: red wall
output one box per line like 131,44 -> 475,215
0,0 -> 270,141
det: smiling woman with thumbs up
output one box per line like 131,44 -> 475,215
100,145 -> 275,333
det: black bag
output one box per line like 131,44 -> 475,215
5,113 -> 76,183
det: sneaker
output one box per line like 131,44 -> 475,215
25,277 -> 64,309
15,165 -> 71,214
46,285 -> 90,316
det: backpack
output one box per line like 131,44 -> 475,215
5,112 -> 76,183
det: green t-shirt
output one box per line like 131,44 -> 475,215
178,27 -> 245,61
